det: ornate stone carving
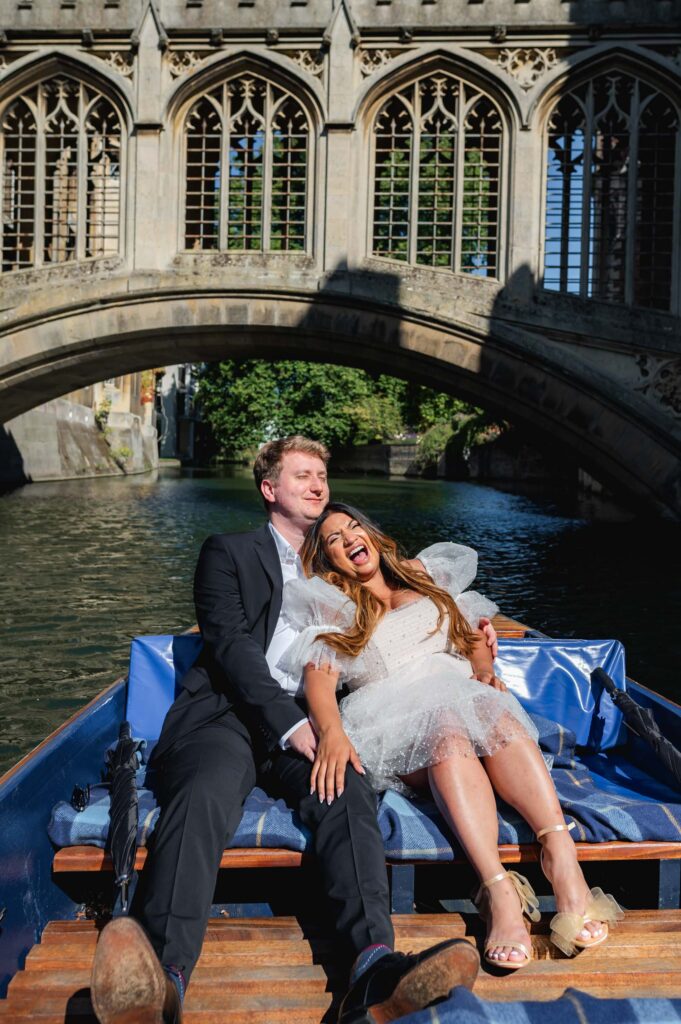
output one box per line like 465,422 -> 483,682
0,52 -> 26,73
97,50 -> 134,78
167,50 -> 208,78
283,49 -> 324,79
635,356 -> 681,418
497,47 -> 558,90
359,48 -> 401,77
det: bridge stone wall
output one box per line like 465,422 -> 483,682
0,1 -> 680,515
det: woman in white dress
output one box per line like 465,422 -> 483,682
279,503 -> 622,970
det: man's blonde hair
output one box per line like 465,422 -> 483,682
253,436 -> 330,505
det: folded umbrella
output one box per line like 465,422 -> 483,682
106,720 -> 144,913
592,668 -> 681,790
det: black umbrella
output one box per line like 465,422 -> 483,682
592,668 -> 681,790
106,721 -> 143,913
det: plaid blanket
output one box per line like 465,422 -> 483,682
48,713 -> 681,853
399,987 -> 681,1023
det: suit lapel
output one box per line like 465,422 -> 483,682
253,523 -> 283,649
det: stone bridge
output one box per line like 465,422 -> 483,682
1,0 -> 680,516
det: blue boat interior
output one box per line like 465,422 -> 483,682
1,634 -> 681,1000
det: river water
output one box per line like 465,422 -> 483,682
1,468 -> 679,775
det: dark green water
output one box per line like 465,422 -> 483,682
1,468 -> 679,775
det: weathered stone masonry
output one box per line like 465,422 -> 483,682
0,1 -> 680,515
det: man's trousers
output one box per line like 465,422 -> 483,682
139,711 -> 394,982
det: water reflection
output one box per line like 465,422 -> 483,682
0,469 -> 679,774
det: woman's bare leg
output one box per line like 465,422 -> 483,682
401,748 -> 530,964
482,736 -> 602,941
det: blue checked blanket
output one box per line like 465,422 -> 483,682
48,713 -> 681,854
398,987 -> 681,1023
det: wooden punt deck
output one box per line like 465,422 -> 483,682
2,911 -> 681,1022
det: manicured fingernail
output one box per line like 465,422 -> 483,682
318,794 -> 324,803
338,788 -> 344,797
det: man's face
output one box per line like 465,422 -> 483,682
263,451 -> 330,524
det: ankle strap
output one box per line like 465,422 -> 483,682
536,822 -> 576,841
480,871 -> 507,890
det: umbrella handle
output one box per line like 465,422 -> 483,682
591,667 -> 619,696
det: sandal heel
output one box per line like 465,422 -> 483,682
537,822 -> 624,957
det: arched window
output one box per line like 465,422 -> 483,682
544,73 -> 679,311
371,73 -> 502,277
183,75 -> 310,253
1,76 -> 123,273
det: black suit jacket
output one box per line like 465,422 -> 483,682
152,523 -> 307,762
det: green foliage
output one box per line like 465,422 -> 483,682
414,421 -> 455,471
415,409 -> 493,474
110,445 -> 133,463
194,361 -> 480,459
94,398 -> 111,430
461,147 -> 493,273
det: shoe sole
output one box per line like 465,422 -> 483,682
91,917 -> 167,1024
367,940 -> 480,1024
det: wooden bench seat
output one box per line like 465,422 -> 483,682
53,840 -> 681,874
52,840 -> 681,912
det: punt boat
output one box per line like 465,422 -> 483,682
1,612 -> 681,1022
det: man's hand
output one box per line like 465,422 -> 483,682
311,726 -> 365,803
287,720 -> 318,762
479,617 -> 498,659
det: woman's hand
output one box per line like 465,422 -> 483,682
473,670 -> 508,692
310,727 -> 365,804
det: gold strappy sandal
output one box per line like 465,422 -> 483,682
537,822 -> 624,956
474,870 -> 540,970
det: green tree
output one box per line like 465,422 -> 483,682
194,360 -> 485,460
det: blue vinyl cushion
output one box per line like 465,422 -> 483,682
126,634 -> 625,751
495,638 -> 626,749
126,634 -> 202,743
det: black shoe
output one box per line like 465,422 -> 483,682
337,938 -> 480,1024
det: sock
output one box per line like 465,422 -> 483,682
350,944 -> 392,985
164,964 -> 186,1004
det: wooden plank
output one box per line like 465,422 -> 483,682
52,837 -> 681,874
9,913 -> 681,1021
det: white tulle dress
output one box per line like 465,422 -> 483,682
278,543 -> 539,794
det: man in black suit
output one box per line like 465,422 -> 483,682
91,436 -> 485,1024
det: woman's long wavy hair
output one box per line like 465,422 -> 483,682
300,502 -> 477,659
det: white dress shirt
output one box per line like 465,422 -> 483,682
265,522 -> 309,747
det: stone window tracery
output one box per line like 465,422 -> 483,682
371,72 -> 502,277
1,76 -> 123,273
182,75 -> 310,253
543,73 -> 679,311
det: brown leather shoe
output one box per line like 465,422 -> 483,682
91,917 -> 182,1024
338,938 -> 480,1023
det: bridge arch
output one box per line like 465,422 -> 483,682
1,276 -> 679,519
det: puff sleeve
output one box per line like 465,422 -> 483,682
277,576 -> 385,686
417,542 -> 499,627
